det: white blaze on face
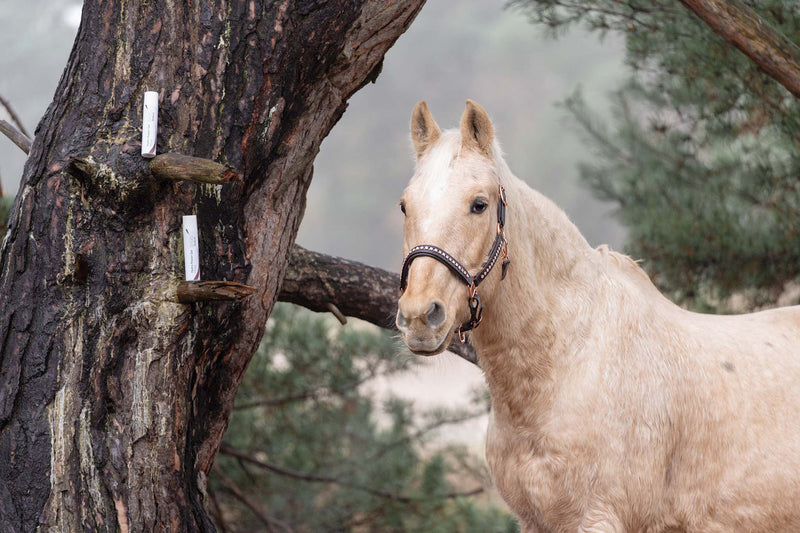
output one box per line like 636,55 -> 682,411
409,132 -> 462,238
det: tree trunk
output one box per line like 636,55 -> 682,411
0,0 -> 424,530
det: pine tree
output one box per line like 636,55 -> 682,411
512,1 -> 800,309
211,304 -> 518,533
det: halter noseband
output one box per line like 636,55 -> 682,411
399,185 -> 510,343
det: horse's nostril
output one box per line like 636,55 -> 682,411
397,301 -> 445,330
396,310 -> 408,331
426,301 -> 446,328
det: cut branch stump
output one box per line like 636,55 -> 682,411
149,153 -> 241,184
176,281 -> 256,303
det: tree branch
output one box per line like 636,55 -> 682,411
0,94 -> 30,138
278,244 -> 479,366
212,465 -> 291,533
362,407 -> 489,465
207,486 -> 230,533
0,119 -> 32,154
678,0 -> 800,99
218,443 -> 484,503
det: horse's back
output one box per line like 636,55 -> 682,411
661,305 -> 800,531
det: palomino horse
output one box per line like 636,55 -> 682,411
396,100 -> 800,532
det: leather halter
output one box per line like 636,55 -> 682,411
400,185 -> 510,342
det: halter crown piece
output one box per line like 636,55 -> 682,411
400,185 -> 510,343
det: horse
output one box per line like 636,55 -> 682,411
395,100 -> 800,532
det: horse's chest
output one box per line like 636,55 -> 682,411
485,413 -> 585,529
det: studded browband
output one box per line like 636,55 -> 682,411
399,185 -> 510,342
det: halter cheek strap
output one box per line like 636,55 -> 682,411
399,185 -> 510,342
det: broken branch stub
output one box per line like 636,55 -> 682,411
176,281 -> 256,303
0,118 -> 32,154
149,153 -> 241,184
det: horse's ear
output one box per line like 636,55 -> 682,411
410,101 -> 441,158
460,100 -> 494,156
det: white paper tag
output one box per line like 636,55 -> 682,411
141,91 -> 159,158
182,215 -> 200,281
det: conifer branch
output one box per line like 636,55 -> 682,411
213,465 -> 291,533
363,407 -> 489,464
207,487 -> 230,533
678,0 -> 800,99
218,443 -> 485,503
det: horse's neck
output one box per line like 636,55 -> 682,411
472,178 -> 599,422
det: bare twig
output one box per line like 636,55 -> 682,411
0,94 -> 30,138
234,353 -> 405,411
234,389 -> 320,410
325,302 -> 348,325
213,465 -> 293,533
207,486 -> 230,533
218,443 -> 484,503
0,119 -> 32,154
364,408 -> 489,464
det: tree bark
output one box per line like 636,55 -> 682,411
0,0 -> 424,531
678,0 -> 800,99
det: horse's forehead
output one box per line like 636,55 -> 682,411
409,147 -> 458,204
407,140 -> 488,206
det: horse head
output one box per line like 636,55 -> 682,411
397,100 -> 509,355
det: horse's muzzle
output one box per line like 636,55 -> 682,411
396,298 -> 451,355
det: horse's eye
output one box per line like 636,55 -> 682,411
399,201 -> 406,215
471,198 -> 489,214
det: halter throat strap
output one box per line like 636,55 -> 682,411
399,185 -> 510,341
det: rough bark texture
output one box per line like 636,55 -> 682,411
279,244 -> 479,364
679,0 -> 800,98
0,1 -> 425,531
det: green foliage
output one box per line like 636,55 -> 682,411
211,304 -> 517,533
512,0 -> 800,308
0,195 -> 12,241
